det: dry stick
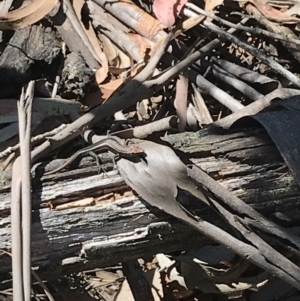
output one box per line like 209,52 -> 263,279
31,22 -> 244,162
185,3 -> 300,47
88,2 -> 143,62
189,163 -> 300,248
174,74 -> 189,132
64,0 -> 101,64
191,83 -> 213,123
11,82 -> 34,301
11,168 -> 23,301
104,116 -> 179,139
186,167 -> 300,289
31,271 -> 55,301
28,31 -> 173,165
186,163 -> 300,257
211,63 -> 264,101
0,250 -> 55,301
190,72 -> 244,112
133,116 -> 179,138
0,124 -> 67,161
215,88 -> 300,129
18,82 -> 34,301
186,212 -> 300,289
207,196 -> 300,281
54,12 -> 99,69
215,59 -> 280,87
203,21 -> 300,87
246,5 -> 300,64
146,20 -> 249,95
92,0 -> 165,42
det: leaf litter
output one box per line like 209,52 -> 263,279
1,0 -> 300,300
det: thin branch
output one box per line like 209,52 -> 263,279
18,81 -> 34,301
203,21 -> 300,87
185,3 -> 300,47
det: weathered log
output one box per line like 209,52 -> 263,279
0,127 -> 299,282
0,25 -> 60,99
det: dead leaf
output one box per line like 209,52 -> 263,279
127,33 -> 151,59
95,68 -> 108,86
205,0 -> 224,21
153,0 -> 189,27
99,78 -> 124,100
129,61 -> 145,77
150,33 -> 169,58
99,34 -> 118,65
205,0 -> 224,12
246,0 -> 300,22
175,14 -> 206,37
0,0 -> 59,30
100,34 -> 131,69
73,0 -> 108,84
109,67 -> 128,75
284,2 -> 300,17
84,77 -> 125,108
95,64 -> 109,85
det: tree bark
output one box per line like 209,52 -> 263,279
0,127 -> 299,282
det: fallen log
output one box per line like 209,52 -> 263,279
0,126 -> 299,282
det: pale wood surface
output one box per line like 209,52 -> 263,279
0,127 -> 299,281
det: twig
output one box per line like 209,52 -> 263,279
53,3 -> 99,69
31,270 -> 55,301
191,83 -> 213,124
214,59 -> 281,87
11,82 -> 34,301
92,0 -> 165,41
192,72 -> 244,112
186,165 -> 300,289
88,1 -> 143,62
203,21 -> 300,87
64,0 -> 100,64
214,88 -> 300,129
174,74 -> 189,132
245,4 -> 300,64
115,116 -> 179,139
0,249 -> 55,301
211,63 -> 264,101
18,81 -> 34,301
11,160 -> 23,301
26,31 -> 173,166
0,124 -> 67,159
153,53 -> 244,112
185,3 -> 300,47
146,19 -> 248,88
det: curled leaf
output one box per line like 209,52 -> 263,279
99,78 -> 124,100
246,0 -> 300,23
153,0 -> 189,27
73,0 -> 108,83
0,0 -> 59,30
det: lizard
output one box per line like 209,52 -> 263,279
44,136 -> 144,175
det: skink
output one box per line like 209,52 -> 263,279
45,136 -> 144,175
